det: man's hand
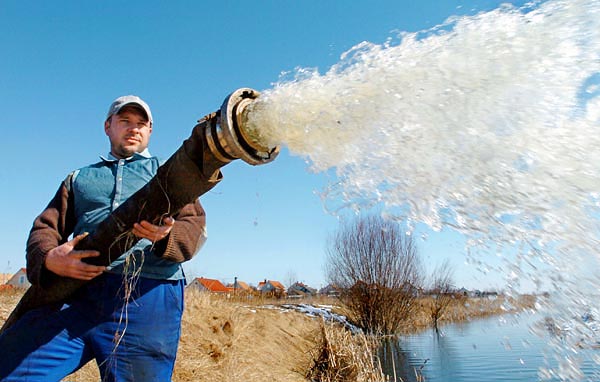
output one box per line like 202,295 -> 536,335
45,233 -> 106,280
132,216 -> 174,242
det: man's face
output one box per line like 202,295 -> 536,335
104,106 -> 152,159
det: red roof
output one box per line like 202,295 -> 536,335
195,277 -> 229,293
258,280 -> 285,291
227,281 -> 251,291
269,281 -> 286,290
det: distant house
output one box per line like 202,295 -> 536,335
7,268 -> 30,289
287,282 -> 317,298
226,279 -> 253,295
319,284 -> 341,297
257,279 -> 286,298
187,277 -> 229,294
403,282 -> 424,297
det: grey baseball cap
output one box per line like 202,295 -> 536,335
106,95 -> 153,123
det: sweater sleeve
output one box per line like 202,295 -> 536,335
26,175 -> 76,286
154,198 -> 207,263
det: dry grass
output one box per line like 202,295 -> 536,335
307,322 -> 388,382
173,290 -> 319,382
0,289 -> 535,382
396,294 -> 536,334
0,288 -> 22,324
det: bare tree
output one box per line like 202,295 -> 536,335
284,269 -> 298,290
428,259 -> 457,331
326,215 -> 423,335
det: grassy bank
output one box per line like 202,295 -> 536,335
397,294 -> 536,334
0,289 -> 535,381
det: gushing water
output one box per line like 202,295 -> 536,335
247,0 -> 599,378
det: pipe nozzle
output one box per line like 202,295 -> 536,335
205,88 -> 279,166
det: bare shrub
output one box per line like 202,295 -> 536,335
427,259 -> 457,330
326,215 -> 423,335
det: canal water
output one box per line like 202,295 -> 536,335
379,313 -> 600,382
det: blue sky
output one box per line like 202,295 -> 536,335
0,0 -> 533,291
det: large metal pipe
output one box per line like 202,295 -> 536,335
206,87 -> 279,165
1,88 -> 276,332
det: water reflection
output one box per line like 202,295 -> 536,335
378,338 -> 416,382
379,314 -> 600,382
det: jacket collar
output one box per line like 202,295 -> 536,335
100,148 -> 152,163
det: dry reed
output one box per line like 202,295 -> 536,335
306,320 -> 388,382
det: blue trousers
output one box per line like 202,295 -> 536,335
0,273 -> 184,382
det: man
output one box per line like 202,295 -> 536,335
0,96 -> 207,381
